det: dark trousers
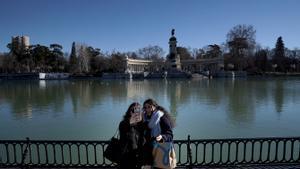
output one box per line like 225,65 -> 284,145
119,150 -> 141,169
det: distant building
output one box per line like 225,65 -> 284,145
11,36 -> 30,52
167,28 -> 181,70
124,30 -> 223,75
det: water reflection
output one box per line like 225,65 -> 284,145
273,80 -> 284,113
225,79 -> 255,125
0,81 -> 66,119
0,78 -> 298,120
1,78 -> 300,139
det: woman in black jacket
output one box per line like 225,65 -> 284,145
118,102 -> 144,169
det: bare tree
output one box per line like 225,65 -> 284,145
226,24 -> 256,70
126,52 -> 140,59
177,46 -> 193,60
227,24 -> 256,53
77,44 -> 90,73
191,48 -> 204,59
0,53 -> 14,73
138,45 -> 165,60
254,49 -> 268,72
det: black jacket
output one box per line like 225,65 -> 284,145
144,114 -> 173,143
143,113 -> 174,165
159,114 -> 174,142
118,119 -> 144,169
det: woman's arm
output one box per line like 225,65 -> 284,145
159,115 -> 173,142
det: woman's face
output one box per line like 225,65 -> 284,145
143,103 -> 154,115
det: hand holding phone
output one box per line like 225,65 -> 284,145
135,112 -> 142,122
133,108 -> 142,123
131,107 -> 142,123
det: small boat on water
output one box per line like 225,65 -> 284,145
39,73 -> 70,80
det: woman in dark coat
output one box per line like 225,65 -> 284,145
142,98 -> 175,169
118,102 -> 144,169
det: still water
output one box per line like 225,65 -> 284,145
0,78 -> 300,140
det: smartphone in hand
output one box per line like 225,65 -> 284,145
132,108 -> 142,123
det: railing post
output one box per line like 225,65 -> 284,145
21,137 -> 30,169
187,135 -> 192,169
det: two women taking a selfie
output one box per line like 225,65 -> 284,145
118,99 -> 176,169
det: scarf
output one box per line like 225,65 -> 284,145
146,110 -> 164,138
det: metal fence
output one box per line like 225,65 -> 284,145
0,136 -> 300,168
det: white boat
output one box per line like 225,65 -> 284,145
39,73 -> 70,80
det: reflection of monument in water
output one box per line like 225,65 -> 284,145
124,79 -> 181,116
168,81 -> 182,117
125,80 -> 153,99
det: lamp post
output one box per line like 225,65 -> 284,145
272,64 -> 277,72
227,63 -> 234,70
290,64 -> 296,72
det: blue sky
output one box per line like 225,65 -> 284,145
0,0 -> 300,54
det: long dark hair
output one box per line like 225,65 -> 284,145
143,98 -> 175,128
123,102 -> 140,121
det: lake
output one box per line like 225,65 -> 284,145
1,77 -> 300,140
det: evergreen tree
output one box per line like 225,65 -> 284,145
273,36 -> 285,72
29,44 -> 51,72
274,36 -> 285,59
69,42 -> 78,73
